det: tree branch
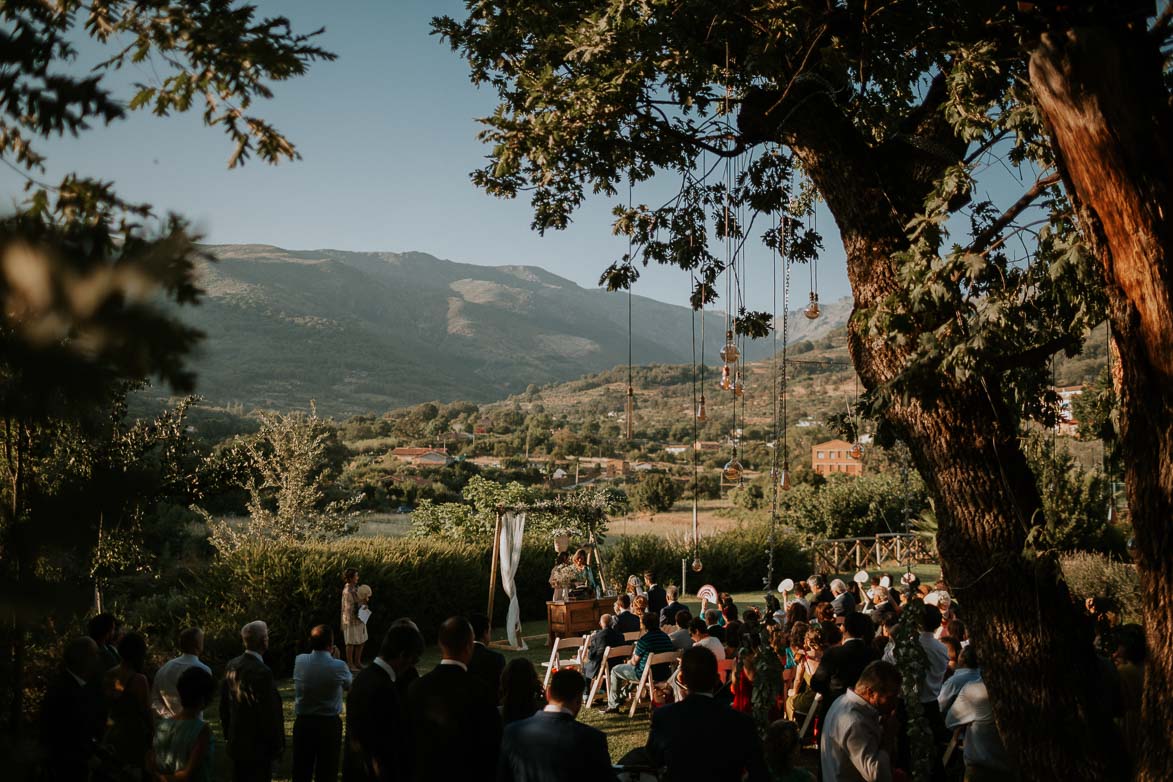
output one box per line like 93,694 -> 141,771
991,332 -> 1080,372
636,105 -> 746,158
966,173 -> 1061,255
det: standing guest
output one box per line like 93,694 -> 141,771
809,576 -> 834,605
644,572 -> 667,616
583,614 -> 624,682
626,574 -> 645,598
88,612 -> 122,673
468,612 -> 507,695
40,637 -> 105,781
613,594 -> 640,634
152,627 -> 212,719
389,618 -> 422,698
102,631 -> 154,776
811,613 -> 881,710
945,618 -> 968,647
938,645 -> 981,715
646,646 -> 767,782
406,617 -> 502,781
764,720 -> 816,782
705,609 -> 727,644
791,581 -> 812,615
689,618 -> 726,661
669,610 -> 694,650
343,623 -> 425,782
765,594 -> 786,625
830,580 -> 857,616
497,669 -> 617,782
292,625 -> 353,782
221,621 -> 284,782
912,602 -> 950,745
820,661 -> 902,782
604,612 -> 676,713
785,601 -> 809,630
659,585 -> 684,626
941,637 -> 963,677
945,678 -> 1015,780
500,658 -> 545,725
149,666 -> 216,782
341,568 -> 367,672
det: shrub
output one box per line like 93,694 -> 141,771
630,472 -> 681,514
1060,551 -> 1142,623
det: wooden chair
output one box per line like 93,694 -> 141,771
798,692 -> 823,740
943,726 -> 965,766
629,650 -> 683,717
717,658 -> 736,684
542,634 -> 587,688
585,643 -> 634,707
623,631 -> 642,642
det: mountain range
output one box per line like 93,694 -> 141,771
156,245 -> 851,416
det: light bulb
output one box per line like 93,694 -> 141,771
733,376 -> 745,398
780,466 -> 791,491
722,457 -> 743,484
720,364 -> 732,390
696,396 -> 707,422
850,442 -> 863,460
804,292 -> 821,320
720,330 -> 740,363
625,387 -> 635,440
691,557 -> 703,573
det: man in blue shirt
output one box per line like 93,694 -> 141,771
293,624 -> 353,782
603,612 -> 675,713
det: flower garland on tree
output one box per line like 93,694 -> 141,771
892,599 -> 932,782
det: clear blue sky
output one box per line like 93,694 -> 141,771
1,0 -> 901,314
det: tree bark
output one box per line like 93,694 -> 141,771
1029,25 -> 1173,781
755,85 -> 1126,779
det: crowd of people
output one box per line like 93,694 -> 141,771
36,568 -> 1146,782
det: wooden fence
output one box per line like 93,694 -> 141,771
810,533 -> 935,574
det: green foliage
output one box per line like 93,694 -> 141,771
629,472 -> 681,514
1021,432 -> 1116,554
779,473 -> 927,541
1060,552 -> 1142,624
892,602 -> 932,782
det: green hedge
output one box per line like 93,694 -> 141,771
120,524 -> 808,674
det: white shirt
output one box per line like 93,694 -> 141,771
373,657 -> 397,682
439,659 -> 468,671
937,668 -> 981,714
821,689 -> 892,782
293,650 -> 352,717
694,636 -> 725,660
151,653 -> 212,718
918,632 -> 949,703
945,680 -> 1013,772
542,704 -> 575,716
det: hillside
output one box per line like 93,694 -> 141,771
148,244 -> 851,415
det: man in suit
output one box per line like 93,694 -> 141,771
406,617 -> 502,781
658,585 -> 683,627
344,623 -> 425,782
39,637 -> 105,781
221,620 -> 285,782
704,608 -> 726,644
582,614 -> 624,681
389,618 -> 422,698
497,669 -> 617,782
612,594 -> 640,634
644,571 -> 667,616
646,646 -> 767,781
467,612 -> 506,695
811,612 -> 880,710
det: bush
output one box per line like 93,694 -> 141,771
630,472 -> 681,514
1060,551 -> 1142,623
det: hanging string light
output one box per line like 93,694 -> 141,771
780,208 -> 793,492
625,172 -> 635,440
690,274 -> 703,573
805,204 -> 821,319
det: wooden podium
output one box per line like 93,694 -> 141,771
546,597 -> 609,644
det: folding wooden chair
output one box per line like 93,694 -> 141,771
716,658 -> 736,684
542,634 -> 587,688
623,631 -> 642,642
585,643 -> 634,707
799,692 -> 823,741
629,650 -> 683,717
943,726 -> 964,766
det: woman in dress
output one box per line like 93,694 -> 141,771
102,632 -> 153,777
625,574 -> 645,598
784,627 -> 824,720
149,666 -> 215,782
341,567 -> 367,672
499,658 -> 544,724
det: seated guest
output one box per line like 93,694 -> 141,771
809,576 -> 833,605
945,677 -> 1015,779
603,612 -> 676,713
785,601 -> 809,630
659,585 -> 684,627
938,644 -> 981,714
292,625 -> 353,782
633,594 -> 649,617
764,720 -> 815,782
497,669 -> 617,782
152,626 -> 212,719
945,618 -> 968,646
40,637 -> 105,781
813,602 -> 836,628
468,612 -> 506,695
689,618 -> 726,660
830,580 -> 857,616
724,620 -> 744,654
583,614 -> 625,681
646,646 -> 767,781
406,617 -> 502,780
613,594 -> 641,634
785,627 -> 824,721
344,622 -> 424,782
821,661 -> 901,782
149,666 -> 216,782
705,609 -> 726,643
765,594 -> 786,625
669,610 -> 694,650
810,613 -> 881,709
500,658 -> 545,725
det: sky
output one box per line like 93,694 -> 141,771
0,0 -> 851,315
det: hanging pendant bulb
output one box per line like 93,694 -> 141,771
722,456 -> 744,484
804,291 -> 821,320
850,442 -> 863,460
719,364 -> 732,391
696,395 -> 707,422
780,462 -> 792,491
625,386 -> 635,440
691,556 -> 704,573
733,372 -> 745,398
720,330 -> 740,363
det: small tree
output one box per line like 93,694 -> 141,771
631,473 -> 681,515
206,405 -> 361,552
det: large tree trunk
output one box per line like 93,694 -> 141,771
1029,25 -> 1173,781
762,88 -> 1125,776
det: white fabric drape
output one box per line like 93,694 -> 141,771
499,511 -> 528,650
